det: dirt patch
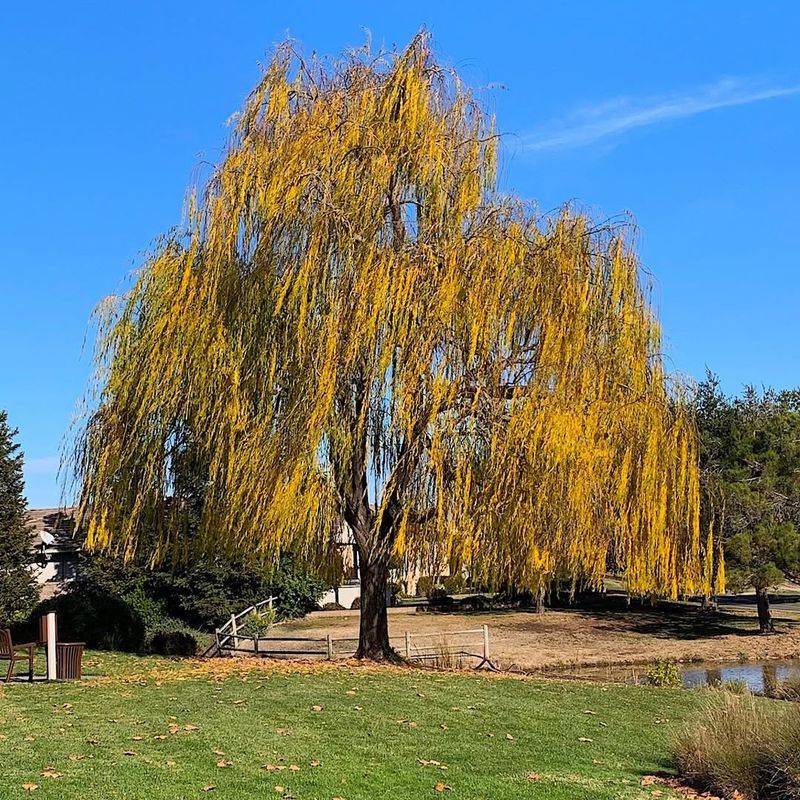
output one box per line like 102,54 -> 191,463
278,602 -> 800,671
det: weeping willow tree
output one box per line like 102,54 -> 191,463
73,33 -> 711,659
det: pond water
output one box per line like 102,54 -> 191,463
680,660 -> 800,693
560,659 -> 800,694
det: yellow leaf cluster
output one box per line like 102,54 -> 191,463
73,33 -> 712,599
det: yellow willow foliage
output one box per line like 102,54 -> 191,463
72,33 -> 713,598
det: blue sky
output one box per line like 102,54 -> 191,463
1,1 -> 798,507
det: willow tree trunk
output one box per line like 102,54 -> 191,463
355,554 -> 394,660
534,584 -> 546,614
755,587 -> 774,633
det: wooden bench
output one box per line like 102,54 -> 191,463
0,628 -> 36,682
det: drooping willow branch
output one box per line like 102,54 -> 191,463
70,31 -> 714,605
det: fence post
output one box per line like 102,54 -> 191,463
326,634 -> 333,660
405,631 -> 411,659
230,613 -> 238,649
482,625 -> 489,662
45,612 -> 57,680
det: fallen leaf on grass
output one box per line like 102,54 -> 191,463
68,754 -> 85,762
123,750 -> 137,757
505,734 -> 515,741
578,737 -> 593,743
184,724 -> 199,731
309,760 -> 322,768
526,772 -> 540,781
434,782 -> 451,792
216,760 -> 233,768
311,705 -> 323,712
641,776 -> 658,787
41,769 -> 63,779
288,765 -> 301,772
22,783 -> 38,792
202,786 -> 216,792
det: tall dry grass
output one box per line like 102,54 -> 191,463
673,693 -> 800,799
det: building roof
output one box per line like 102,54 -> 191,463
27,507 -> 79,553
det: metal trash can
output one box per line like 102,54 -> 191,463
56,643 -> 85,680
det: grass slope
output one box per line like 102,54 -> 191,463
0,653 -> 698,799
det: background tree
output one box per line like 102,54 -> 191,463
0,410 -> 37,624
696,374 -> 800,632
73,34 -> 707,660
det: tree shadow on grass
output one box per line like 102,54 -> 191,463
520,592 -> 784,640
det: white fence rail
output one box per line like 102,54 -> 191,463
215,596 -> 276,650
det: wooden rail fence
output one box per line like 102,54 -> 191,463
213,623 -> 491,668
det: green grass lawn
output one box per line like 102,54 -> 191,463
0,653 -> 700,799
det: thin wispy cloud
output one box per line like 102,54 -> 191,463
523,78 -> 800,152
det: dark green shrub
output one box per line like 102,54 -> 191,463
416,576 -> 438,597
321,602 -> 345,611
239,607 -> 276,637
388,581 -> 404,604
460,594 -> 491,611
428,588 -> 455,610
149,629 -> 198,656
36,546 -> 324,653
122,587 -> 170,632
42,585 -> 146,651
441,574 -> 466,594
268,559 -> 326,620
646,659 -> 683,687
350,596 -> 361,609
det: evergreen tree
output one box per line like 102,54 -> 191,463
696,376 -> 800,632
0,410 -> 37,624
